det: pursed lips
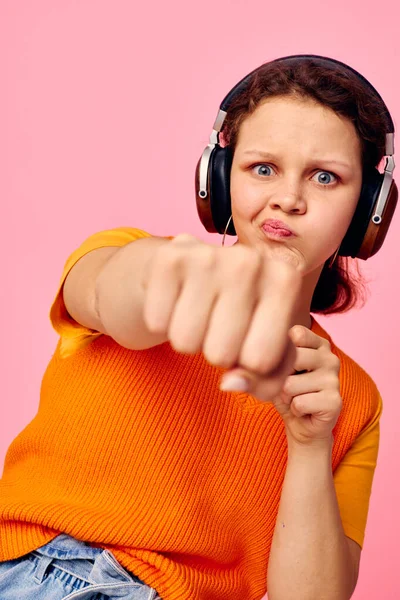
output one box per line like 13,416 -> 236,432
261,219 -> 296,237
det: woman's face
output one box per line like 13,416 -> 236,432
230,95 -> 363,274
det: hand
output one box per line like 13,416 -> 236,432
221,325 -> 342,446
143,234 -> 303,400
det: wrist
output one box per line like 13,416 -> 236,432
286,431 -> 333,459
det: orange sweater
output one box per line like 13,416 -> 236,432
0,228 -> 382,600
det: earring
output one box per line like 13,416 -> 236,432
328,246 -> 340,268
222,215 -> 233,247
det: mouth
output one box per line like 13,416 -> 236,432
261,219 -> 296,239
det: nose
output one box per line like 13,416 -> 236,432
269,178 -> 306,214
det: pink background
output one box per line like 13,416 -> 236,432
1,1 -> 399,597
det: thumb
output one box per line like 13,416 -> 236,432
220,337 -> 296,403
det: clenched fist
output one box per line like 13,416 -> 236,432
142,234 -> 303,400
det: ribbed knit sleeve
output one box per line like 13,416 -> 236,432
49,227 -> 152,357
311,320 -> 382,548
333,388 -> 382,548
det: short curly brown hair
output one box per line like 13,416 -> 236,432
221,57 -> 390,314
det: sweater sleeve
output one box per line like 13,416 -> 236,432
333,392 -> 382,548
49,227 -> 153,358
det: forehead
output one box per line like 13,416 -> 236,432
235,95 -> 361,160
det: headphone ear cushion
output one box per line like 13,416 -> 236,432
339,168 -> 383,257
209,145 -> 236,234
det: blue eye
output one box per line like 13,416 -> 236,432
253,164 -> 274,177
313,171 -> 337,185
250,165 -> 338,185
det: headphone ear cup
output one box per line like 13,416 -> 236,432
209,145 -> 236,235
358,177 -> 398,259
339,169 -> 383,258
195,154 -> 217,233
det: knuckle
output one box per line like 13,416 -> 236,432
321,338 -> 332,350
330,391 -> 343,411
269,259 -> 300,285
172,233 -> 198,245
144,311 -> 164,334
169,330 -> 197,355
194,247 -> 217,272
325,354 -> 340,372
327,373 -> 340,390
291,396 -> 304,413
168,329 -> 185,353
236,247 -> 261,271
240,354 -> 270,375
282,381 -> 292,396
156,244 -> 182,270
203,345 -> 236,369
168,318 -> 198,354
290,325 -> 305,345
225,247 -> 261,280
203,332 -> 237,367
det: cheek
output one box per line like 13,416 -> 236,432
308,198 -> 359,256
326,195 -> 359,235
230,174 -> 263,220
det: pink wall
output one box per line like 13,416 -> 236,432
1,1 -> 399,597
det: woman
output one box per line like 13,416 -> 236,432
0,55 -> 397,600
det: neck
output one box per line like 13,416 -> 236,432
291,265 -> 324,329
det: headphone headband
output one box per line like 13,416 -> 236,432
219,55 -> 395,135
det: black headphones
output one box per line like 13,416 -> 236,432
195,54 -> 398,260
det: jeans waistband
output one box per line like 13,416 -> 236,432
34,533 -> 105,561
33,534 -> 158,600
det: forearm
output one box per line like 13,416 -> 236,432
267,436 -> 357,600
95,236 -> 170,350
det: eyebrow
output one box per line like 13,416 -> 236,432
242,150 -> 353,172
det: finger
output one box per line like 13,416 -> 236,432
168,268 -> 217,354
238,260 -> 302,375
283,370 -> 340,398
290,390 -> 342,419
220,337 -> 296,402
289,325 -> 330,350
292,348 -> 340,378
202,268 -> 259,368
291,347 -> 321,374
144,236 -> 205,334
143,248 -> 183,333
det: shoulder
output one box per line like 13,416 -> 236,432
334,343 -> 381,418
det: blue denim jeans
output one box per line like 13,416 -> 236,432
0,533 -> 160,599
